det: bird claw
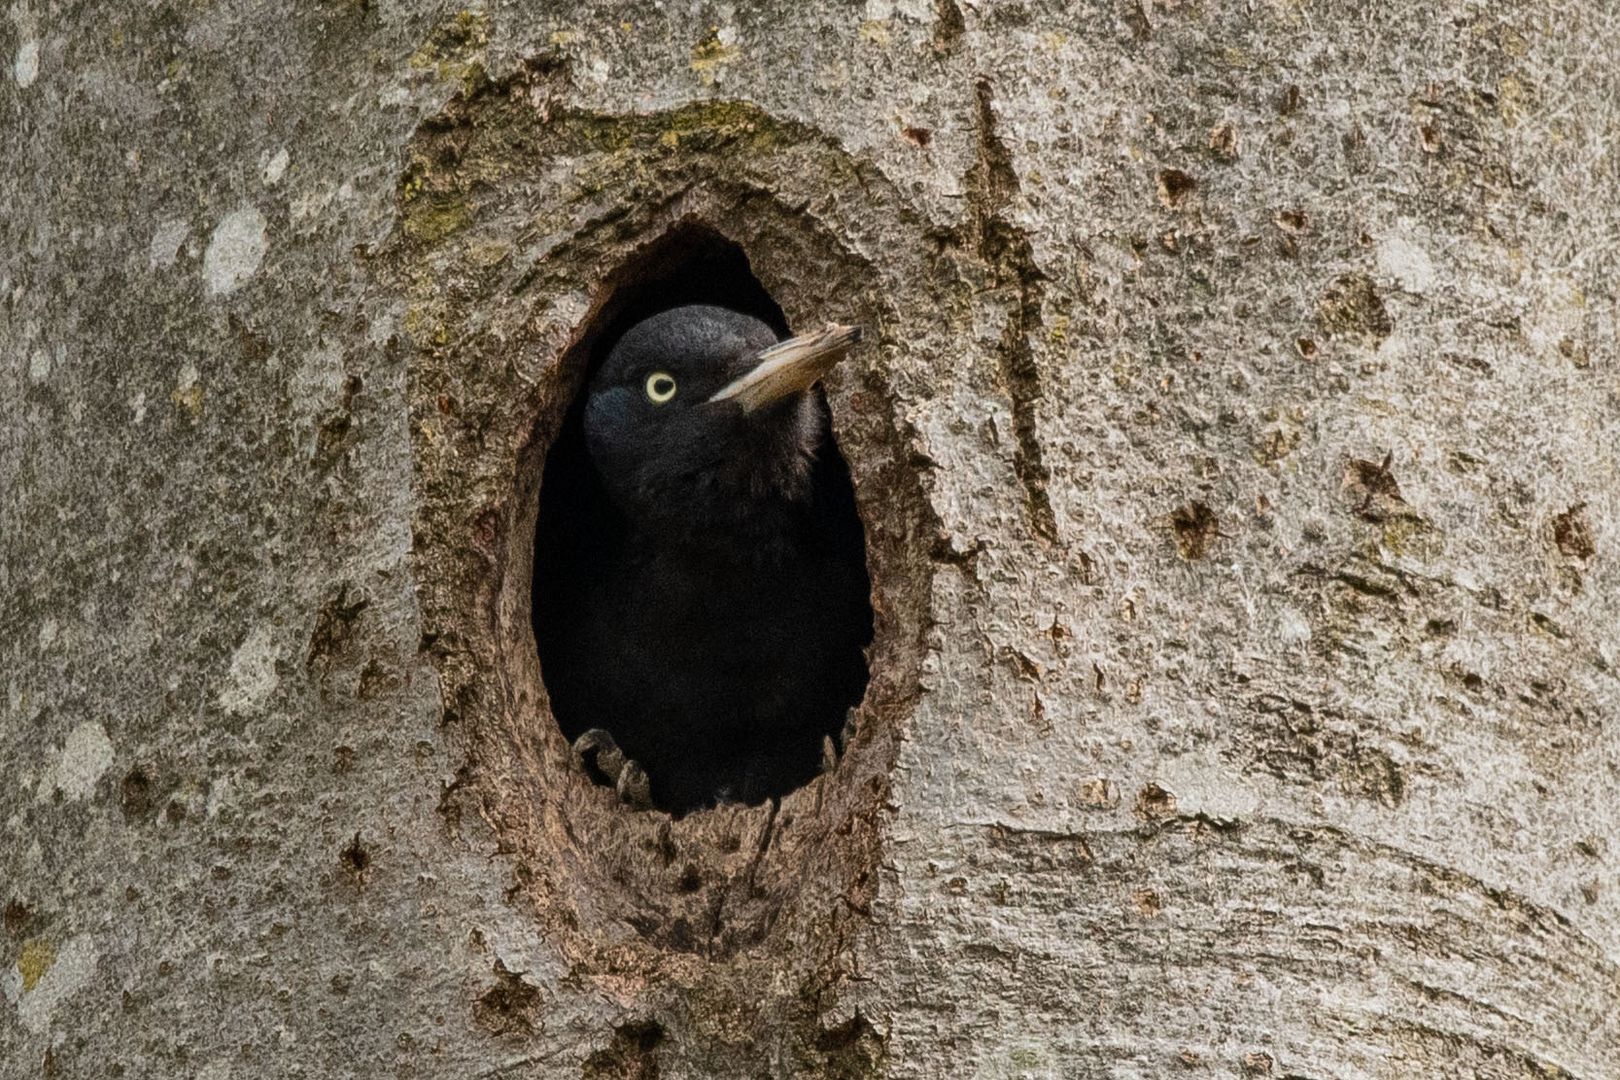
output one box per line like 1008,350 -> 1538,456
571,727 -> 624,776
571,728 -> 650,809
616,759 -> 652,809
820,735 -> 838,774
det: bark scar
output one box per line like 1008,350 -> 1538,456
705,800 -> 779,955
968,76 -> 1059,545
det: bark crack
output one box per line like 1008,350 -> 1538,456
967,76 -> 1059,545
704,800 -> 779,956
931,0 -> 965,54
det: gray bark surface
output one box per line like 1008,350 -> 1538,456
3,1 -> 1616,1077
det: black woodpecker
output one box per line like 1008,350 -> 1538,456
539,304 -> 873,816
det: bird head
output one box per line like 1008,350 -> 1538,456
583,305 -> 862,536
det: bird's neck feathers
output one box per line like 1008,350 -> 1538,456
627,397 -> 825,556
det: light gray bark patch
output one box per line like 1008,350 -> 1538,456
36,722 -> 115,802
148,219 -> 189,268
12,40 -> 39,88
202,206 -> 268,295
217,624 -> 280,714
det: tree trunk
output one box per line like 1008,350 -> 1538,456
4,2 -> 1615,1077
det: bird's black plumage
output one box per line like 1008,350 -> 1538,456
535,305 -> 872,815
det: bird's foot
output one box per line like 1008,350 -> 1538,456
616,759 -> 652,809
571,729 -> 652,810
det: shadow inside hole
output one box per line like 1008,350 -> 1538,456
532,222 -> 874,817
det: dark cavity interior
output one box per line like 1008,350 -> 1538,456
532,224 -> 873,816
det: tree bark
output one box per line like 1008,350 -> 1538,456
3,1 -> 1616,1077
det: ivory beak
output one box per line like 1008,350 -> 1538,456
707,323 -> 863,412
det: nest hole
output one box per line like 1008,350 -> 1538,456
531,222 -> 875,817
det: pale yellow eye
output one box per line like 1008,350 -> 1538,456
645,371 -> 678,403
